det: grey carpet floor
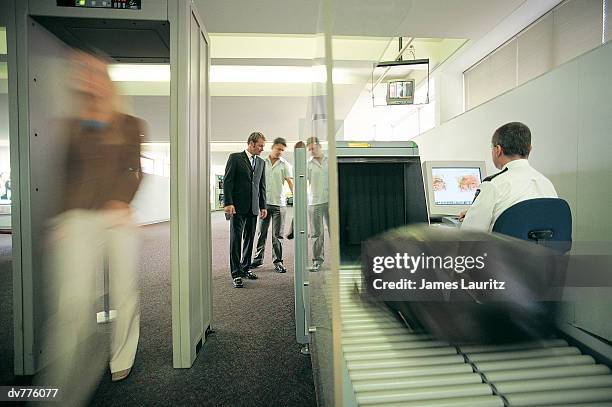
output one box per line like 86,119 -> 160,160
0,233 -> 14,387
0,211 -> 316,406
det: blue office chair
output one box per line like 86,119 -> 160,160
492,198 -> 572,253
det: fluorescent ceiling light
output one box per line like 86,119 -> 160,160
107,64 -> 354,84
211,65 -> 354,84
211,141 -> 328,152
108,64 -> 170,82
211,65 -> 320,83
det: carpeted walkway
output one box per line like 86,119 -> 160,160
0,233 -> 14,387
0,211 -> 316,406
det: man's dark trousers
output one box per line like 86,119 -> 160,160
230,213 -> 258,278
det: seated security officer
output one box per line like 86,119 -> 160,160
460,122 -> 557,231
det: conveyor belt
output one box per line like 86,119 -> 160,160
339,268 -> 612,406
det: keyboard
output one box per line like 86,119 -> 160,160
441,215 -> 461,227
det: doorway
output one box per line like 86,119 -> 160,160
6,0 -> 212,381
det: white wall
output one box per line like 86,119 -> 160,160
131,174 -> 170,225
126,96 -> 171,224
343,80 -> 435,141
131,175 -> 169,224
413,41 -> 612,340
211,96 -> 308,142
1,94 -> 11,229
128,95 -> 170,142
0,94 -> 8,142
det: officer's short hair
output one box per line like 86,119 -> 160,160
272,137 -> 287,147
248,132 -> 266,144
492,122 -> 531,157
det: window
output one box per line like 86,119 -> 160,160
464,0 -> 605,111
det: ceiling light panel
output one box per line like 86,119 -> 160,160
108,64 -> 170,82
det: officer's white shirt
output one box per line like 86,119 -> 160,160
307,155 -> 329,205
264,155 -> 293,206
461,159 -> 558,232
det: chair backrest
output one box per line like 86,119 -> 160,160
492,198 -> 572,253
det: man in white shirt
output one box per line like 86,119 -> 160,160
461,122 -> 558,231
307,137 -> 329,272
252,138 -> 294,273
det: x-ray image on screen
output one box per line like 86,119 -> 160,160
431,167 -> 482,205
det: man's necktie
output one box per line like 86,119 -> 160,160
251,156 -> 256,170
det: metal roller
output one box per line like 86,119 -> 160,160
352,371 -> 484,392
496,375 -> 612,394
344,346 -> 458,361
343,328 -> 429,338
342,333 -> 433,345
343,340 -> 449,353
341,318 -> 400,326
342,322 -> 426,332
374,395 -> 505,407
542,403 -> 612,407
459,340 -> 569,353
485,365 -> 611,382
349,363 -> 475,381
504,388 -> 612,406
347,354 -> 466,370
466,347 -> 581,362
357,383 -> 494,405
474,355 -> 596,372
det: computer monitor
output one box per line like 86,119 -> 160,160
386,80 -> 414,105
422,160 -> 487,217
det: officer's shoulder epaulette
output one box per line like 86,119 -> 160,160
481,167 -> 508,183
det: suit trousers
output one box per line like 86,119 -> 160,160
308,202 -> 329,263
254,205 -> 286,264
230,212 -> 258,278
38,209 -> 140,406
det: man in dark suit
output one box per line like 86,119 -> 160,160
224,132 -> 268,288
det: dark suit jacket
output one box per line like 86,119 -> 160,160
223,151 -> 266,216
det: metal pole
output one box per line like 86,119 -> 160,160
97,253 -> 116,324
293,146 -> 309,354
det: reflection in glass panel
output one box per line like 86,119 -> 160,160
318,1 -> 470,405
0,27 -> 7,55
0,59 -> 10,230
303,30 -> 336,405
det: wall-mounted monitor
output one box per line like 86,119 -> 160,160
422,160 -> 487,217
386,79 -> 414,105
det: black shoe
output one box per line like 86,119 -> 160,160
244,271 -> 258,280
250,259 -> 263,269
274,263 -> 287,273
232,277 -> 244,288
287,232 -> 294,240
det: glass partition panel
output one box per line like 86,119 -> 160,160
304,0 -> 440,406
304,24 -> 337,405
305,1 -> 428,406
298,2 -> 462,404
1,31 -> 11,231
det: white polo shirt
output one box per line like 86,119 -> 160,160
307,155 -> 329,205
264,156 -> 293,206
461,159 -> 558,232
